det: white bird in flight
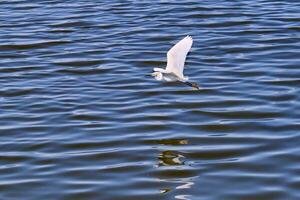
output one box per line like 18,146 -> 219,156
151,35 -> 199,89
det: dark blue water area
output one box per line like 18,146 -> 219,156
1,1 -> 300,200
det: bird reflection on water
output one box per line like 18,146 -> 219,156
154,138 -> 197,200
158,150 -> 185,166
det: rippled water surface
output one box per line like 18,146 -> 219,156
1,1 -> 300,199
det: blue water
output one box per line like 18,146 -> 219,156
1,1 -> 300,199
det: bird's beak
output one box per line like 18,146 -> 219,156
145,72 -> 154,77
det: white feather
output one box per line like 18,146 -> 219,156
165,35 -> 193,80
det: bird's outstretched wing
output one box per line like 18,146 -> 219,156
166,36 -> 193,80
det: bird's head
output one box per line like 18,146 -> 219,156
151,71 -> 163,80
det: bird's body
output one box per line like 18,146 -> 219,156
151,35 -> 199,89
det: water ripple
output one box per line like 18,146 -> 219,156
1,0 -> 300,200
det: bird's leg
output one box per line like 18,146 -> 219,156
181,81 -> 200,90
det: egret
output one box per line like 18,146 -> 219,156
151,35 -> 199,89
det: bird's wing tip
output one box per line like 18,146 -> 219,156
186,35 -> 193,40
